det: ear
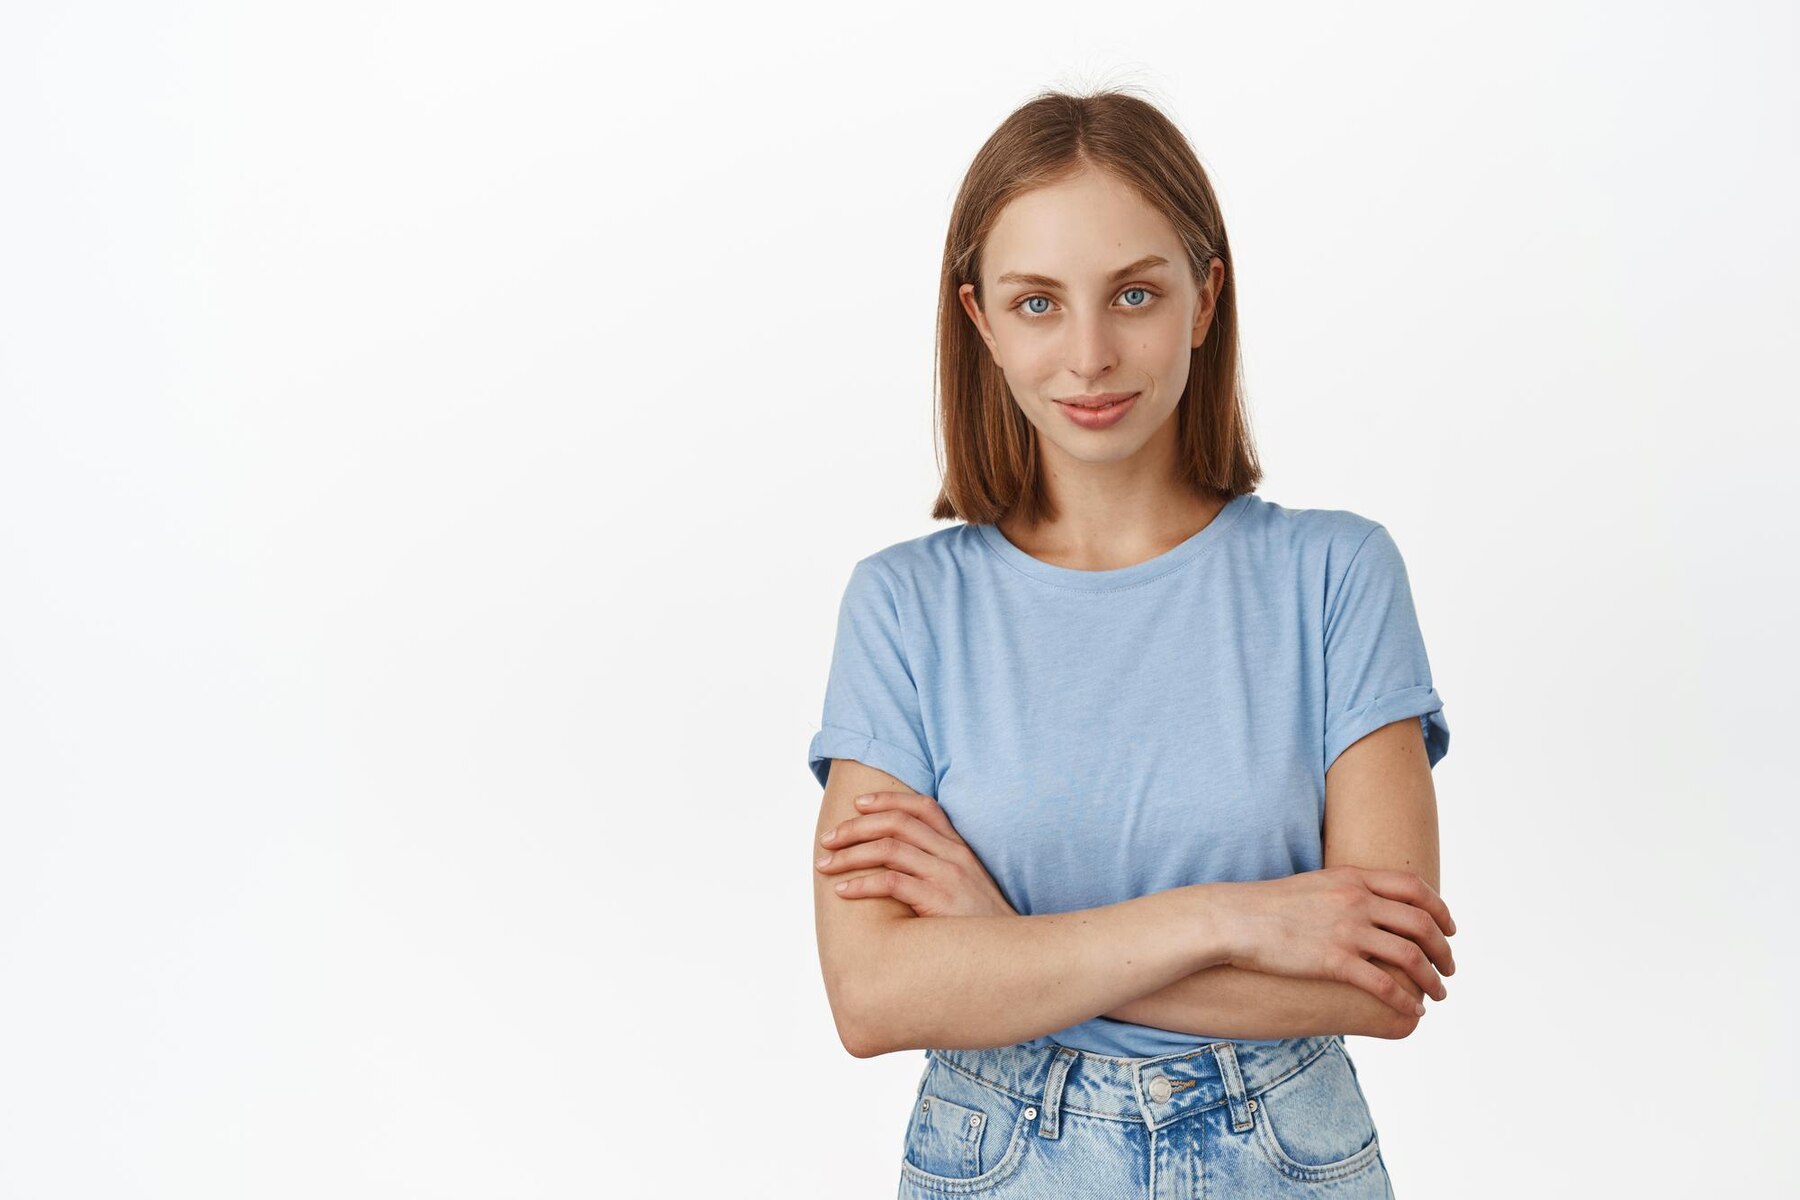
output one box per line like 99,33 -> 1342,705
1191,257 -> 1225,349
958,282 -> 1001,362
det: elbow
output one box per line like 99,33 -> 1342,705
822,916 -> 927,1057
835,999 -> 897,1059
827,975 -> 895,1059
833,1019 -> 875,1059
1339,984 -> 1423,1040
841,1025 -> 887,1060
1370,1007 -> 1422,1040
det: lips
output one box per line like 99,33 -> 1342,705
1055,392 -> 1138,429
1058,392 -> 1138,409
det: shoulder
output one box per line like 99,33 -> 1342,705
1230,493 -> 1387,564
1230,496 -> 1420,626
850,523 -> 982,597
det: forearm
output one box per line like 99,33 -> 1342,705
1102,958 -> 1422,1040
848,883 -> 1228,1056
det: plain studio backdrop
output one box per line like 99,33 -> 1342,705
2,2 -> 1795,1196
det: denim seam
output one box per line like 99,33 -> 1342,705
930,1055 -> 1037,1105
1245,1043 -> 1383,1182
899,1103 -> 1032,1193
1252,1117 -> 1383,1183
1244,1038 -> 1339,1104
931,1037 -> 1336,1123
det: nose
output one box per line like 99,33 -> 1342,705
1064,308 -> 1119,382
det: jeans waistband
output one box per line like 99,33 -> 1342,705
928,1035 -> 1341,1136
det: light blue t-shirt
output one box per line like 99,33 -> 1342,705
806,491 -> 1449,1057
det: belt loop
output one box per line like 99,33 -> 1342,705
1213,1042 -> 1255,1133
1036,1046 -> 1079,1140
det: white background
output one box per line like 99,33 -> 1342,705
3,2 -> 1795,1196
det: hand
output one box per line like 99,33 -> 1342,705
1210,866 -> 1457,1018
815,791 -> 1018,918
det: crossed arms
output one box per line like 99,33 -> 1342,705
1098,717 -> 1441,1041
810,716 -> 1448,1057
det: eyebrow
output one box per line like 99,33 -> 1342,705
993,254 -> 1173,290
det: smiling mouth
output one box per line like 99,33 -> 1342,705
1057,392 -> 1138,410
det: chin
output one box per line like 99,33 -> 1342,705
1054,436 -> 1148,464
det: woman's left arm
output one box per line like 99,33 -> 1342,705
1102,716 -> 1447,1039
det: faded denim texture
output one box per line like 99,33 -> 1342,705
898,1035 -> 1394,1198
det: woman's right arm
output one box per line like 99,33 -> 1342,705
814,759 -> 1227,1057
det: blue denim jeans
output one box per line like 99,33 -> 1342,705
898,1034 -> 1395,1198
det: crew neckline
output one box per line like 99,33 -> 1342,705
974,492 -> 1255,591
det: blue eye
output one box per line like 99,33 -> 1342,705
1012,286 -> 1160,319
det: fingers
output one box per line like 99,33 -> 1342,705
852,791 -> 962,842
1369,896 -> 1456,976
1361,869 -> 1456,938
1360,928 -> 1446,1002
1338,953 -> 1427,1018
822,807 -> 962,860
816,835 -> 941,883
829,867 -> 930,910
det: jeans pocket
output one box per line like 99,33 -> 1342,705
1250,1041 -> 1383,1183
900,1057 -> 1032,1193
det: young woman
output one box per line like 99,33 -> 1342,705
806,88 -> 1455,1198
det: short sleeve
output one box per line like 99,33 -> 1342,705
1322,524 -> 1450,774
806,558 -> 937,795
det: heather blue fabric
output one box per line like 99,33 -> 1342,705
806,492 -> 1449,1056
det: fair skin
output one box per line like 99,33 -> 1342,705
809,165 -> 1454,1056
967,166 -> 1231,570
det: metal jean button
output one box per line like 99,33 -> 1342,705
1147,1074 -> 1172,1103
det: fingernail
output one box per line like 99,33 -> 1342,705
815,854 -> 831,867
1415,1001 -> 1426,1015
820,830 -> 836,844
834,881 -> 848,892
855,796 -> 873,806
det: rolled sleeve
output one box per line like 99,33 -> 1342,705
1322,525 -> 1451,774
807,725 -> 936,796
1323,684 -> 1450,775
806,558 -> 938,795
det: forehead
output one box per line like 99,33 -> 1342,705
983,170 -> 1182,284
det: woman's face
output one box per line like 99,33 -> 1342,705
959,167 -> 1224,471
